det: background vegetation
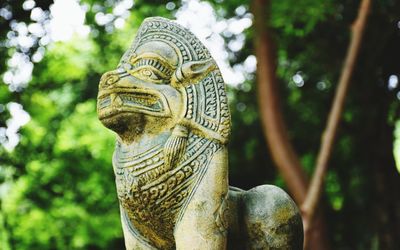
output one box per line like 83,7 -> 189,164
1,0 -> 400,249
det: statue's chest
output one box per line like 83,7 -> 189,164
113,135 -> 221,237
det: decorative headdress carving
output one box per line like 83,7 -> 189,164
120,17 -> 231,144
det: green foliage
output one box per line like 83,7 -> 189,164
271,0 -> 335,37
1,0 -> 400,249
394,121 -> 400,174
0,1 -> 134,248
2,98 -> 119,249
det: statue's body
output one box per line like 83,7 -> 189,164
97,17 -> 303,250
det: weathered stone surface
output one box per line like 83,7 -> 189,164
97,17 -> 303,250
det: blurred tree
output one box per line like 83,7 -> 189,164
1,0 -> 400,250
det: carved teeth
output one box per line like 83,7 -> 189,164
100,92 -> 163,113
120,94 -> 159,108
111,94 -> 123,107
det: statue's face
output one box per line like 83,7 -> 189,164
97,41 -> 183,138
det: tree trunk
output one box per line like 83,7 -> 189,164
251,0 -> 330,249
302,0 -> 372,231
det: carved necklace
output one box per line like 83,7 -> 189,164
114,133 -> 221,246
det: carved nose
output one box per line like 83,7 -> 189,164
99,68 -> 127,88
99,71 -> 120,88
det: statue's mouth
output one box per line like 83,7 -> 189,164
97,88 -> 170,120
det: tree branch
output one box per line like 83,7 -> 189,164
251,0 -> 371,249
301,0 -> 372,232
252,1 -> 331,248
252,0 -> 308,205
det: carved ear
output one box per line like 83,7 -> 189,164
163,124 -> 189,170
171,58 -> 216,87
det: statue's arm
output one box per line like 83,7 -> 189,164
174,147 -> 229,250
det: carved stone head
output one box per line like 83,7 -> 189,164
97,17 -> 231,168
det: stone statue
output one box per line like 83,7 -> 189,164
97,17 -> 303,250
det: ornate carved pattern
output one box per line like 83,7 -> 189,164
114,133 -> 221,245
98,16 -> 303,250
100,17 -> 232,249
120,17 -> 231,143
121,17 -> 211,65
214,193 -> 229,235
184,71 -> 230,140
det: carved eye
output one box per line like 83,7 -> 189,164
128,57 -> 172,84
134,67 -> 166,83
140,69 -> 158,80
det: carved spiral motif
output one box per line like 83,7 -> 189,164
100,71 -> 120,87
